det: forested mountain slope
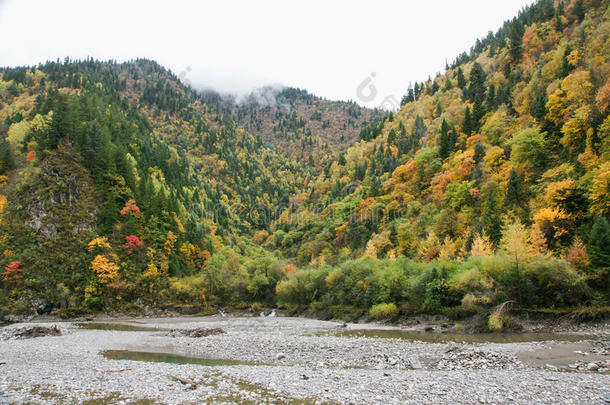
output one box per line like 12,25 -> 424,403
230,87 -> 384,170
268,0 -> 610,319
0,0 -> 608,321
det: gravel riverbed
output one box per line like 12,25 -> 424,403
0,316 -> 608,404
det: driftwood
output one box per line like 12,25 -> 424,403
168,375 -> 198,389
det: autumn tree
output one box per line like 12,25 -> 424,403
91,254 -> 119,284
120,199 -> 141,218
124,235 -> 143,254
3,261 -> 23,281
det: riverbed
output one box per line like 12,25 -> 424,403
0,316 -> 608,404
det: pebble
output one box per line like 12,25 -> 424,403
0,317 -> 608,404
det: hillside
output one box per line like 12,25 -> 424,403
230,87 -> 384,170
266,0 -> 610,318
0,0 -> 608,321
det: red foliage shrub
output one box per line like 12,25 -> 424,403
3,261 -> 23,281
124,235 -> 143,254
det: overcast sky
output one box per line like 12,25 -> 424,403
0,0 -> 535,108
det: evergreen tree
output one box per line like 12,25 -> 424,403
468,62 -> 487,104
456,67 -> 466,90
483,191 -> 503,246
438,119 -> 456,159
338,153 -> 346,166
462,107 -> 473,135
387,128 -> 396,145
486,84 -> 496,108
508,20 -> 525,64
505,169 -> 523,208
0,141 -> 15,174
473,142 -> 486,165
444,76 -> 453,91
588,217 -> 610,269
531,92 -> 547,122
560,44 -> 575,77
573,0 -> 585,22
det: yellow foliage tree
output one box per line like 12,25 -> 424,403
500,221 -> 534,265
470,234 -> 494,257
589,161 -> 610,216
529,225 -> 549,257
0,195 -> 7,215
164,231 -> 177,255
91,254 -> 119,284
364,231 -> 393,258
88,237 -> 111,252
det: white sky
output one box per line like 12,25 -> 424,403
0,0 -> 535,108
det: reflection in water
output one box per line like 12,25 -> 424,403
101,350 -> 262,366
321,329 -> 596,343
76,323 -> 166,332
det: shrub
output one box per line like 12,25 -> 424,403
369,302 -> 399,320
523,257 -> 589,307
275,267 -> 329,306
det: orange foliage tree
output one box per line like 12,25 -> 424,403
119,199 -> 140,218
3,261 -> 23,281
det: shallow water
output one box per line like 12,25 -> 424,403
322,329 -> 598,343
76,323 -> 166,332
101,350 -> 263,366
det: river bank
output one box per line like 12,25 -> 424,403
0,315 -> 608,404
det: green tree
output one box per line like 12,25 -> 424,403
456,67 -> 466,90
483,189 -> 503,246
0,141 -> 15,174
508,20 -> 525,64
438,119 -> 457,159
505,169 -> 523,208
588,217 -> 610,269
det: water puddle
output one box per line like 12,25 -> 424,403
76,322 -> 167,332
101,350 -> 263,367
320,329 -> 598,343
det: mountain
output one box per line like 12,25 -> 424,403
0,0 -> 608,320
230,87 -> 384,170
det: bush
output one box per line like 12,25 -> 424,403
275,267 -> 329,306
369,302 -> 399,320
523,257 -> 589,307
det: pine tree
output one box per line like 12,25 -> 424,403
486,84 -> 496,108
438,119 -> 456,159
505,169 -> 523,208
560,44 -> 574,78
483,191 -> 503,246
462,107 -> 473,135
387,128 -> 396,145
444,76 -> 453,91
531,92 -> 547,122
456,67 -> 466,90
0,141 -> 15,174
508,20 -> 525,64
588,217 -> 610,269
473,142 -> 486,165
573,0 -> 585,21
468,62 -> 487,104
